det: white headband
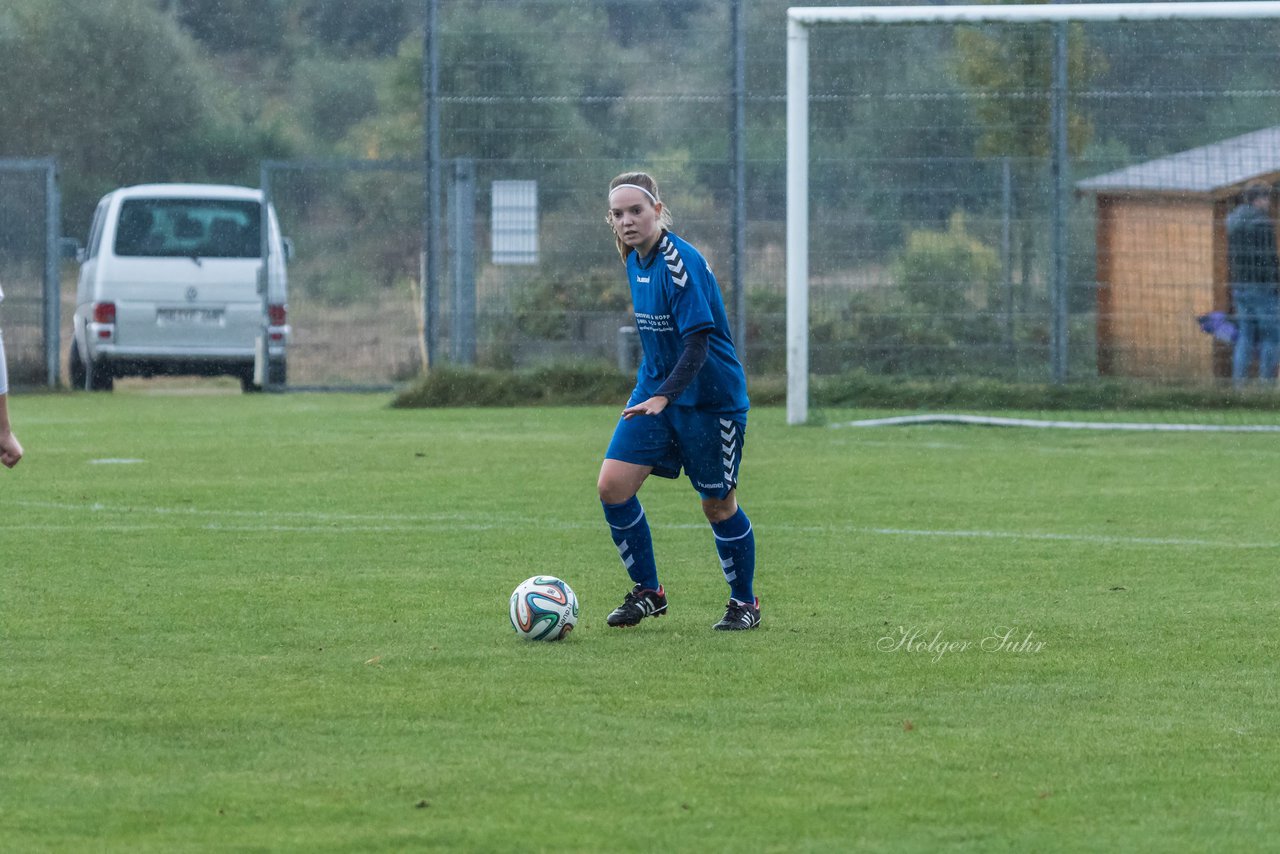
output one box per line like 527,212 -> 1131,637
609,183 -> 659,205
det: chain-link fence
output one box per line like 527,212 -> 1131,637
796,10 -> 1280,388
262,157 -> 640,387
388,1 -> 757,382
15,4 -> 1280,391
0,158 -> 60,387
398,1 -> 1280,389
262,160 -> 424,388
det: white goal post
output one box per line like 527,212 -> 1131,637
786,1 -> 1280,425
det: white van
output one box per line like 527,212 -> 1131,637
71,183 -> 290,392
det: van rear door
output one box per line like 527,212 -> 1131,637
109,198 -> 264,352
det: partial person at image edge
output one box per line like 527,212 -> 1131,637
0,283 -> 25,469
1225,179 -> 1280,387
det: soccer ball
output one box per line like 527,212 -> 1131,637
509,575 -> 579,641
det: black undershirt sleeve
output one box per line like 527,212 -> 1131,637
653,329 -> 711,400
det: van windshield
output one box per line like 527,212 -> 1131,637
114,199 -> 262,258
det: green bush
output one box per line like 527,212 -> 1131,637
392,364 -> 1280,412
892,212 -> 1000,314
823,214 -> 1029,378
392,362 -> 633,407
508,273 -> 629,340
747,214 -> 1035,379
811,370 -> 1280,411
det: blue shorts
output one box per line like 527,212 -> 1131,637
605,401 -> 747,500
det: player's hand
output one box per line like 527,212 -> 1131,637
0,431 -> 23,469
622,395 -> 669,420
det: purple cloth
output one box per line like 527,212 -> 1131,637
1197,311 -> 1238,344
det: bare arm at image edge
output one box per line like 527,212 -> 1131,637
0,329 -> 23,469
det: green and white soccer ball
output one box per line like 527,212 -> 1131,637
509,575 -> 579,641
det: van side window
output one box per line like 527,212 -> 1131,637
114,199 -> 261,258
115,204 -> 157,255
86,200 -> 109,260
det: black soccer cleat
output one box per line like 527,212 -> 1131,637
606,584 -> 668,627
712,598 -> 760,631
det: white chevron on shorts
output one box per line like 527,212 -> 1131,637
720,418 -> 739,485
660,236 -> 689,287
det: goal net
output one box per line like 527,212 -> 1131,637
787,2 -> 1280,425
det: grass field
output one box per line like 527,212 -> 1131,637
3,388 -> 1278,852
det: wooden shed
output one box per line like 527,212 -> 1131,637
1077,126 -> 1280,381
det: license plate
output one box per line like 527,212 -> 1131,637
157,308 -> 224,325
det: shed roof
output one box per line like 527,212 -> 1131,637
1076,125 -> 1280,196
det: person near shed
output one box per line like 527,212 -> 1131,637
1226,179 -> 1280,387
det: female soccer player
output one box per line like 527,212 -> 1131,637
0,284 -> 24,469
598,172 -> 758,630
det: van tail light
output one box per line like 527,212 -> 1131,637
268,304 -> 287,326
93,302 -> 116,324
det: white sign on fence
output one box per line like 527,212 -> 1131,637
491,180 -> 538,265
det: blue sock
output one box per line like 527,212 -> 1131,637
602,497 -> 659,591
711,508 -> 755,604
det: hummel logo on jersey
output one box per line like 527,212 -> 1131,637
636,276 -> 649,283
659,236 -> 689,287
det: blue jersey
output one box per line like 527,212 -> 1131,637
625,230 -> 748,415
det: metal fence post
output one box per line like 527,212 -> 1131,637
730,0 -> 747,361
258,162 -> 274,389
43,159 -> 61,387
1050,18 -> 1070,384
451,158 -> 476,365
1001,157 -> 1014,362
422,0 -> 442,371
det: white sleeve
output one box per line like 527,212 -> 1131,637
0,329 -> 8,396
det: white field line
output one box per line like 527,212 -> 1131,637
852,526 -> 1280,549
7,499 -> 1280,550
834,413 -> 1280,432
10,499 -> 475,525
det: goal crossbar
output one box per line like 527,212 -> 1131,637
789,2 -> 1280,27
785,2 -> 1280,425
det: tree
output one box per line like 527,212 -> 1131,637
952,22 -> 1099,312
601,0 -> 709,47
1082,19 -> 1280,157
349,2 -> 599,163
156,0 -> 287,54
299,0 -> 412,58
0,0 -> 291,230
953,24 -> 1095,162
